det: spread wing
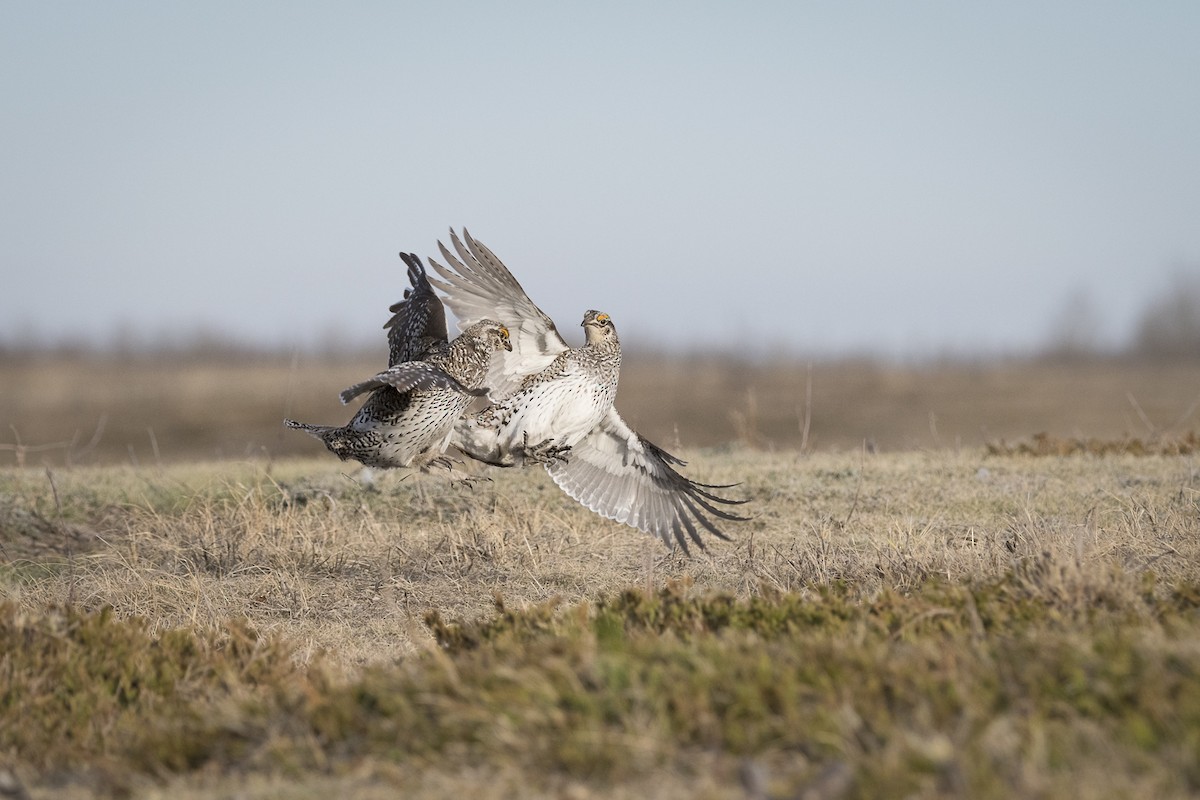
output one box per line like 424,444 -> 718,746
425,229 -> 567,397
385,253 -> 448,366
544,408 -> 749,552
339,362 -> 487,405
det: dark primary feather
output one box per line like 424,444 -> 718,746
385,253 -> 448,366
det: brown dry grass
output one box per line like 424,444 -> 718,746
4,353 -> 1200,798
3,352 -> 1199,465
3,450 -> 1200,797
3,449 -> 1195,666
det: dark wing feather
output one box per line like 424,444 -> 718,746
385,253 -> 449,366
339,362 -> 487,405
544,408 -> 749,553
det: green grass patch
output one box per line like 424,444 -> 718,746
5,572 -> 1200,798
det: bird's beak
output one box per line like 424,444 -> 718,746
503,338 -> 513,351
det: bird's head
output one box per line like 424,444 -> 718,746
581,310 -> 616,345
483,320 -> 513,352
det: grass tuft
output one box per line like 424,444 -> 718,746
987,431 -> 1200,457
5,570 -> 1200,798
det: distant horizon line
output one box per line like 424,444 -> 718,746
0,330 -> 1187,366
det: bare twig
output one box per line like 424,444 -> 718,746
45,467 -> 62,516
1,425 -> 72,468
843,443 -> 866,528
1126,392 -> 1156,434
148,427 -> 162,468
798,362 -> 813,454
69,414 -> 109,463
1169,390 -> 1200,431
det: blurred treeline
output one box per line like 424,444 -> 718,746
2,270 -> 1198,466
3,268 -> 1199,363
1044,271 -> 1200,361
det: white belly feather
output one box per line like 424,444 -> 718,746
499,368 -> 615,451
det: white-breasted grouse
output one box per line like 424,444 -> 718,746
426,230 -> 748,551
285,252 -> 511,470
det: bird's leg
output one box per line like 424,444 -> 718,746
522,432 -> 572,465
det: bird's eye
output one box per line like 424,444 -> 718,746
500,327 -> 510,339
597,314 -> 609,323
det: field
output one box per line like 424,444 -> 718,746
4,350 -> 1200,463
2,354 -> 1200,798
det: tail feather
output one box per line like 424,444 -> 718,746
284,418 -> 359,461
284,418 -> 340,443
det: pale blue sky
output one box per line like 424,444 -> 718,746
3,2 -> 1198,356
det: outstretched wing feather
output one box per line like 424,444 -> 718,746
425,229 -> 566,397
339,362 -> 484,405
544,409 -> 748,552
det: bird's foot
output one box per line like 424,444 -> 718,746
452,473 -> 493,489
522,433 -> 572,465
427,455 -> 492,488
426,456 -> 458,472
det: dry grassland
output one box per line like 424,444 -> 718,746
3,445 -> 1200,798
3,353 -> 1200,797
3,352 -> 1199,464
